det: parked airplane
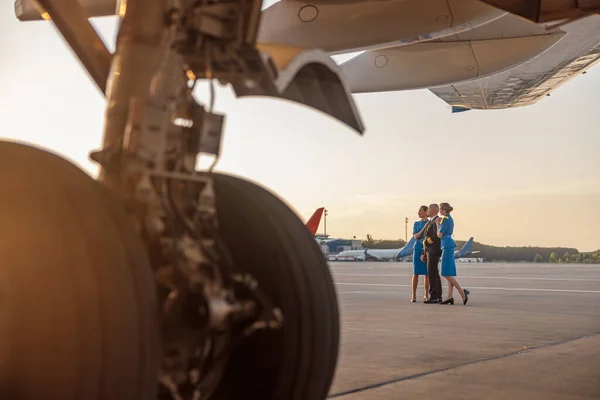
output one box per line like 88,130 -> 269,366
333,237 -> 417,261
333,236 -> 478,261
301,208 -> 341,244
302,208 -> 344,253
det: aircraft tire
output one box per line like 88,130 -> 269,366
208,173 -> 340,400
0,141 -> 159,400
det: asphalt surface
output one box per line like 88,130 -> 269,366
326,262 -> 600,399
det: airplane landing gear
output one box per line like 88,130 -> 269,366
7,0 -> 356,397
0,141 -> 340,400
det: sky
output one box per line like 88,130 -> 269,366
1,3 -> 599,251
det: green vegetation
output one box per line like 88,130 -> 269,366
361,235 -> 600,263
362,234 -> 407,249
448,241 -> 599,263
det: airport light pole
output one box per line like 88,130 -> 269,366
324,208 -> 328,237
405,217 -> 408,243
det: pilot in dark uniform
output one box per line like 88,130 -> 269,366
421,204 -> 443,303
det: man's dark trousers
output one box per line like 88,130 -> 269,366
422,215 -> 443,302
427,250 -> 442,301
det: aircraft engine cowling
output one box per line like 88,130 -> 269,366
258,0 -> 508,54
341,32 -> 565,93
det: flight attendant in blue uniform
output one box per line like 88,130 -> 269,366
411,205 -> 430,302
436,203 -> 470,305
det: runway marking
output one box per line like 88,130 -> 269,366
327,331 -> 600,398
335,282 -> 600,294
337,291 -> 379,294
330,265 -> 600,269
334,273 -> 600,282
342,326 -> 401,334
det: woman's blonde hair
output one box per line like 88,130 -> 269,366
440,202 -> 454,213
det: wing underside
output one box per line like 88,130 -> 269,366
430,15 -> 600,111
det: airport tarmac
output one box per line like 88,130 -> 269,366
326,262 -> 600,399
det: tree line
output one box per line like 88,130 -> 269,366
361,234 -> 407,249
536,251 -> 600,264
361,235 -> 600,263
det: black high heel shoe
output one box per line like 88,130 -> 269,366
463,289 -> 470,305
441,298 -> 454,305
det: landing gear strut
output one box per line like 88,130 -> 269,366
6,0 -> 360,398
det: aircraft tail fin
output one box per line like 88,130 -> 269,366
456,237 -> 474,258
305,207 -> 325,236
462,237 -> 474,254
395,236 -> 416,259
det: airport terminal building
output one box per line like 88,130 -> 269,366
316,237 -> 362,256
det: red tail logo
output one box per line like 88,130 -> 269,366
305,207 -> 325,236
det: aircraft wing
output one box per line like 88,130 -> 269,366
430,15 -> 600,111
364,250 -> 383,262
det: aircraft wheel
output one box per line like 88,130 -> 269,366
0,141 -> 159,400
208,173 -> 340,400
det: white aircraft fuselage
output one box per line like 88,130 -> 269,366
257,0 -> 600,111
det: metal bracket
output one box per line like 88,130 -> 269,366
231,44 -> 366,134
186,100 -> 225,158
122,96 -> 170,169
32,0 -> 112,95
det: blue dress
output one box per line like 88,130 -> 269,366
412,220 -> 428,275
439,214 -> 457,277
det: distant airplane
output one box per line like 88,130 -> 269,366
303,208 -> 346,256
332,236 -> 478,261
333,237 -> 417,261
303,208 -> 344,244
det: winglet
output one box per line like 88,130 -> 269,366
452,106 -> 471,113
305,207 -> 325,236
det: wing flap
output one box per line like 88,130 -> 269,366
430,15 -> 600,110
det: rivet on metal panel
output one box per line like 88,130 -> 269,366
374,55 -> 388,68
298,5 -> 318,22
